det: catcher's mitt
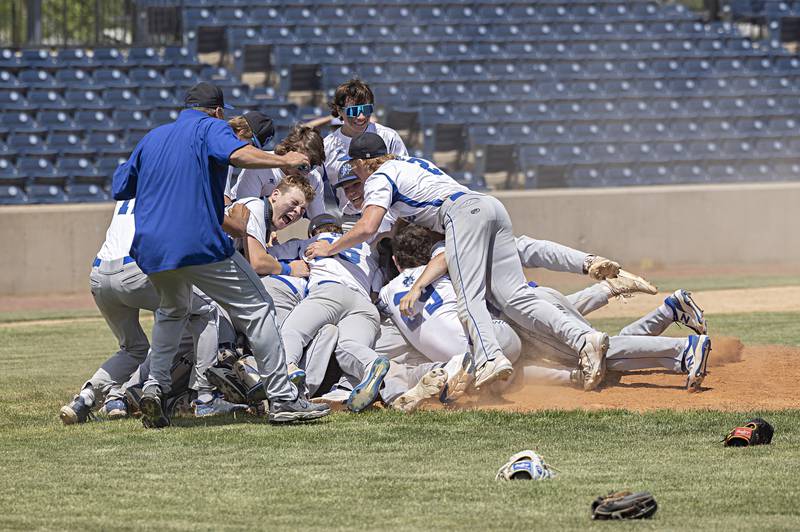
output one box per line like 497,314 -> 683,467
591,491 -> 658,520
585,256 -> 621,281
723,418 -> 774,446
495,450 -> 557,481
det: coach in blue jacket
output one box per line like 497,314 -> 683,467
112,82 -> 330,427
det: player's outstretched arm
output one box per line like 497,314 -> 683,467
246,236 -> 304,276
305,205 -> 386,259
230,145 -> 309,170
399,253 -> 448,317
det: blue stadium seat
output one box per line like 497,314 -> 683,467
139,88 -> 180,109
128,68 -> 170,88
18,69 -> 63,90
92,48 -> 125,68
0,90 -> 32,111
26,89 -> 69,110
150,109 -> 180,125
56,48 -> 94,69
164,67 -> 199,90
0,49 -> 21,70
0,156 -> 26,204
49,132 -> 90,157
75,110 -> 118,132
126,46 -> 166,67
88,131 -> 132,158
19,49 -> 58,70
8,133 -> 57,158
103,88 -> 143,109
54,69 -> 100,89
163,46 -> 197,69
93,68 -> 131,89
65,89 -> 110,111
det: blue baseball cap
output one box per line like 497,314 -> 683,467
334,163 -> 359,188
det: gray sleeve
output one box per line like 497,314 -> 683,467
515,235 -> 589,274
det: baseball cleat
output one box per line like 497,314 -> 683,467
440,352 -> 475,404
268,395 -> 331,423
140,387 -> 170,429
603,269 -> 658,298
665,289 -> 707,334
194,396 -> 248,418
206,366 -> 249,405
474,353 -> 514,390
103,399 -> 128,420
59,396 -> 94,425
347,357 -> 390,413
579,332 -> 609,391
569,368 -> 585,389
393,368 -> 448,413
311,387 -> 351,412
684,335 -> 711,392
287,363 -> 306,387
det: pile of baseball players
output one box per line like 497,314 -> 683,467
60,79 -> 710,429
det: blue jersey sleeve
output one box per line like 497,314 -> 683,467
111,143 -> 141,200
206,119 -> 249,166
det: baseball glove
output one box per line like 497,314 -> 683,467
723,418 -> 774,447
586,256 -> 621,281
591,491 -> 658,520
495,450 -> 557,481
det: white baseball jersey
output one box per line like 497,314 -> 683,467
274,232 -> 381,298
228,165 -> 325,219
96,199 -> 136,260
377,247 -> 466,362
324,122 -> 408,209
226,197 -> 272,252
363,156 -> 470,233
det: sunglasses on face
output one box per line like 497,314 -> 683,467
344,103 -> 374,118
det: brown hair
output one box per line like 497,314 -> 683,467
312,223 -> 342,236
227,115 -> 253,140
391,224 -> 441,270
275,125 -> 324,167
277,174 -> 315,205
328,78 -> 375,118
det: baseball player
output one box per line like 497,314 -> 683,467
59,198 -> 231,424
322,79 -> 408,220
276,224 -> 389,412
228,125 -> 327,219
112,81 -> 329,427
305,133 -> 611,395
224,111 -> 275,205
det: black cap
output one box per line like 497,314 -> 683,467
243,111 -> 275,149
347,132 -> 388,160
334,163 -> 359,188
184,82 -> 233,110
308,213 -> 341,237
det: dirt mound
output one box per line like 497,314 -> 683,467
455,339 -> 799,412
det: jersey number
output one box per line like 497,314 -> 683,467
318,237 -> 361,265
392,285 -> 443,331
406,157 -> 444,176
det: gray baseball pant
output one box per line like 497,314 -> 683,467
440,193 -> 597,368
261,275 -> 304,327
86,260 -> 218,404
281,282 -> 381,382
145,252 -> 296,402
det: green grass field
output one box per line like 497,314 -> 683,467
1,312 -> 799,530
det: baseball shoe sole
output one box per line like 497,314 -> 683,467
603,269 -> 658,297
287,363 -> 306,387
579,332 -> 609,391
59,396 -> 94,425
268,398 -> 331,423
347,357 -> 390,413
685,335 -> 711,392
311,388 -> 350,412
140,390 -> 170,429
393,368 -> 448,413
474,353 -> 513,390
440,352 -> 475,404
665,289 -> 707,335
206,366 -> 249,405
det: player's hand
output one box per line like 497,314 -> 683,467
269,231 -> 279,246
288,259 -> 310,278
399,286 -> 422,317
281,151 -> 310,169
305,241 -> 333,260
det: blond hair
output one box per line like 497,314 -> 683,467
360,153 -> 397,174
227,115 -> 253,140
277,174 -> 315,205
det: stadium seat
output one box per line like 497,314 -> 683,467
8,133 -> 57,158
49,132 -> 90,158
65,89 -> 110,111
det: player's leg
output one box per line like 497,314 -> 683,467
373,317 -> 416,361
261,275 -> 303,327
302,324 -> 339,396
493,319 -> 522,364
441,195 -> 510,386
280,287 -> 341,368
184,290 -> 230,414
521,364 -> 577,386
385,361 -> 447,413
566,284 -> 610,316
620,289 -> 707,336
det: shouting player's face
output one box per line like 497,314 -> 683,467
270,187 -> 307,230
340,97 -> 371,136
341,179 -> 365,209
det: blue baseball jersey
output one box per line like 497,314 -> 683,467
112,109 -> 248,274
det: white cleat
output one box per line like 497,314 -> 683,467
685,335 -> 711,392
393,368 -> 448,413
579,332 -> 609,391
474,353 -> 514,390
665,289 -> 707,334
441,353 -> 474,404
603,269 -> 658,298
